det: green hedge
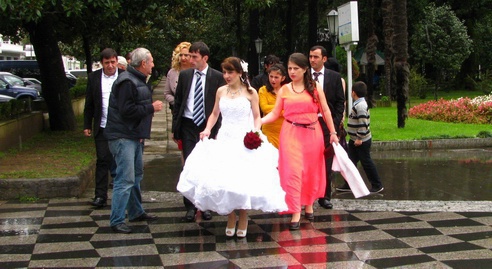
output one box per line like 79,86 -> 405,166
70,78 -> 87,99
0,99 -> 29,121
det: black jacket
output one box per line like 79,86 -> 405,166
83,68 -> 124,137
104,66 -> 154,140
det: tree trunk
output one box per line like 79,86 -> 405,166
381,0 -> 393,98
26,17 -> 76,131
83,34 -> 93,74
286,0 -> 294,55
248,9 -> 260,76
235,1 -> 242,58
365,0 -> 378,108
308,0 -> 318,49
392,0 -> 409,128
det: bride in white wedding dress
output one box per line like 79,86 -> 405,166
177,57 -> 287,238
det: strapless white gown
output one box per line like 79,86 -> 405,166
177,96 -> 288,215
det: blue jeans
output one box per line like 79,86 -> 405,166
108,138 -> 145,226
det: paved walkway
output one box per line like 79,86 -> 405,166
0,79 -> 491,268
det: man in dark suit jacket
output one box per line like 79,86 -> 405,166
84,48 -> 124,208
309,45 -> 345,209
172,41 -> 226,221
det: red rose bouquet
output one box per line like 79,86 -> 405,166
243,131 -> 263,150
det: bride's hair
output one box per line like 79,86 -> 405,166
221,57 -> 253,93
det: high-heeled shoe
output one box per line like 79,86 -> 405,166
236,219 -> 248,238
289,221 -> 300,230
225,226 -> 236,237
236,228 -> 247,238
305,212 -> 314,221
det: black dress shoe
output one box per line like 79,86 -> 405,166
289,221 -> 300,230
90,197 -> 106,208
202,210 -> 212,220
318,198 -> 333,209
305,212 -> 314,221
185,209 -> 196,222
129,213 -> 158,222
111,223 -> 132,234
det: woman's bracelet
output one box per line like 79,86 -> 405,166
330,132 -> 337,135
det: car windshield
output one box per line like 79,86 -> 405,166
3,75 -> 24,86
0,80 -> 7,89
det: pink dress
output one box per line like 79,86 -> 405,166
278,89 -> 326,214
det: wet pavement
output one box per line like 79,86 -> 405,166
0,79 -> 491,268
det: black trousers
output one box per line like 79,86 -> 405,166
320,117 -> 342,199
180,117 -> 206,210
94,128 -> 115,200
348,139 -> 382,189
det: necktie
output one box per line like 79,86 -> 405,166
313,72 -> 321,82
193,71 -> 205,126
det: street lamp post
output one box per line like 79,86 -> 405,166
326,10 -> 339,59
254,38 -> 263,75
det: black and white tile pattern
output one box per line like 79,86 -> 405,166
1,195 -> 491,268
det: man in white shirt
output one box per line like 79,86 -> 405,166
84,48 -> 124,208
309,45 -> 345,209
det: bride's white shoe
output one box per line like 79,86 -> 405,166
236,228 -> 247,238
225,226 -> 236,237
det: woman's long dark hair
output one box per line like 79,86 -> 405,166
221,57 -> 253,93
288,53 -> 317,102
265,63 -> 287,94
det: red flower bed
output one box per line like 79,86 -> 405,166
409,95 -> 492,124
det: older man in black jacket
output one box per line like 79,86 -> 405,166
105,48 -> 164,233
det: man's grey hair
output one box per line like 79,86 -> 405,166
130,48 -> 151,67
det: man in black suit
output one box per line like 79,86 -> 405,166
172,41 -> 226,221
309,45 -> 345,209
84,48 -> 123,208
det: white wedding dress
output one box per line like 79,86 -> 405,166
177,96 -> 288,215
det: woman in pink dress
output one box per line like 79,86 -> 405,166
262,53 -> 339,230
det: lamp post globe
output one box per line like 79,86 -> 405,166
326,10 -> 339,59
254,38 -> 263,75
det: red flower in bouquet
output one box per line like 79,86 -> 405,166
244,131 -> 263,150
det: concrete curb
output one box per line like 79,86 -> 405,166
372,137 -> 492,151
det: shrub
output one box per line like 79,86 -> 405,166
0,99 -> 29,121
475,76 -> 492,95
409,67 -> 428,99
408,94 -> 492,124
69,78 -> 87,99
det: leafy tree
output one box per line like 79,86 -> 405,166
0,0 -> 123,131
411,3 -> 472,100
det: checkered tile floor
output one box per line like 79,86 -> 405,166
1,195 -> 491,268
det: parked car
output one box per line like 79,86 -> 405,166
0,94 -> 14,103
66,69 -> 88,78
22,77 -> 42,93
0,72 -> 42,107
65,72 -> 77,88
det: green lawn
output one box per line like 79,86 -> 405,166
365,90 -> 491,141
370,106 -> 491,141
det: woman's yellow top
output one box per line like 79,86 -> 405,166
259,86 -> 284,148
